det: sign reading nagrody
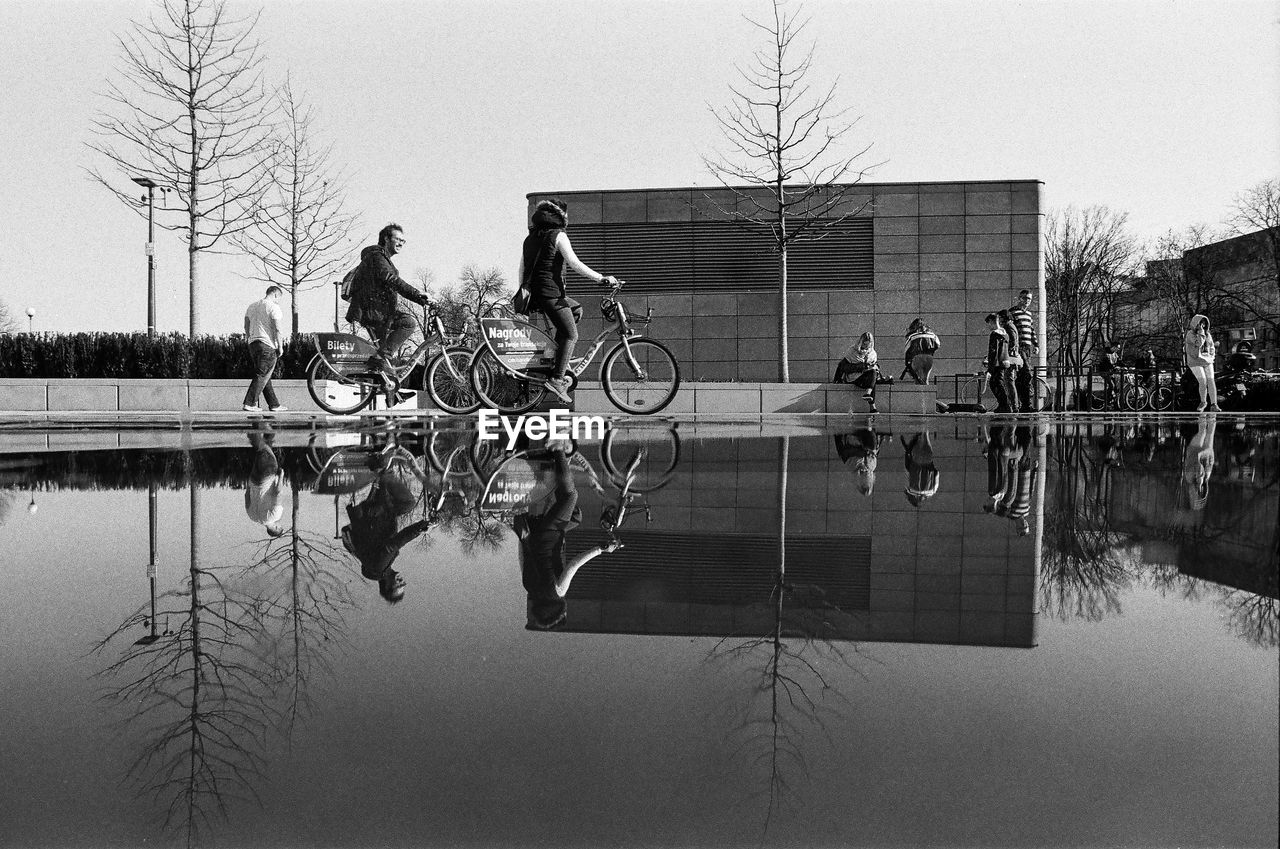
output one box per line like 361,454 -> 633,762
477,409 -> 606,450
481,317 -> 554,370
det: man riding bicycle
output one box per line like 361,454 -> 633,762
520,199 -> 617,404
344,223 -> 432,389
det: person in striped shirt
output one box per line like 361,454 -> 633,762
1010,289 -> 1038,412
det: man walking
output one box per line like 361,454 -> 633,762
344,223 -> 431,388
243,285 -> 288,413
1010,289 -> 1039,412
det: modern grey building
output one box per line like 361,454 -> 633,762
528,180 -> 1045,383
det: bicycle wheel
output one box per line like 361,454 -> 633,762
959,375 -> 986,408
1119,384 -> 1147,412
600,425 -> 681,492
1149,384 -> 1175,412
425,346 -> 481,414
600,337 -> 681,415
306,354 -> 377,415
469,347 -> 547,415
427,426 -> 479,478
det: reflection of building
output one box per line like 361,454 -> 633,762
563,434 -> 1041,647
1105,431 -> 1279,596
528,181 -> 1045,382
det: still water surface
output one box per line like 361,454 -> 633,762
0,416 -> 1276,848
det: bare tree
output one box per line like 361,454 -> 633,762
237,78 -> 359,337
87,0 -> 275,336
1227,178 -> 1280,295
93,487 -> 278,844
703,0 -> 877,381
1044,206 -> 1140,373
0,299 -> 16,334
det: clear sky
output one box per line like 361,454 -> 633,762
1,0 -> 1277,334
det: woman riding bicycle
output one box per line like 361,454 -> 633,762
520,199 -> 617,403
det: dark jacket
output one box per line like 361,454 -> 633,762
345,244 -> 428,327
987,327 -> 1010,374
522,204 -> 568,301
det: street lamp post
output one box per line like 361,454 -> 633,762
132,177 -> 158,337
25,307 -> 33,333
333,279 -> 343,332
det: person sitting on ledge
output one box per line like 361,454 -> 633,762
833,331 -> 881,413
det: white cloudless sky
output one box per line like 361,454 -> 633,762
1,0 -> 1277,334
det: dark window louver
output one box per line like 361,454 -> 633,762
561,531 -> 872,611
569,218 -> 873,294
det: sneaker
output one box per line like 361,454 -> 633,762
1207,403 -> 1221,412
544,377 -> 572,404
242,404 -> 262,413
868,403 -> 879,414
268,405 -> 288,413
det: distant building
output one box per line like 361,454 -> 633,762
1183,227 -> 1280,370
528,180 -> 1044,382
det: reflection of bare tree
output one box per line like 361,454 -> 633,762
1040,426 -> 1136,621
710,436 -> 866,838
1221,590 -> 1279,648
93,487 -> 278,846
246,478 -> 356,738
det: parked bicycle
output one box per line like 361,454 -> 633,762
956,363 -> 1051,413
467,280 -> 681,415
306,309 -> 480,415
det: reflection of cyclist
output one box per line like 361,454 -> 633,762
344,223 -> 432,389
514,443 -> 620,630
519,199 -> 617,404
341,456 -> 430,603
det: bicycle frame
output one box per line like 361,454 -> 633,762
478,290 -> 653,382
314,312 -> 465,383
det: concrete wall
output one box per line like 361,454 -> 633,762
529,180 -> 1045,384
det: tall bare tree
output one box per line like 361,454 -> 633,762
237,79 -> 358,336
1044,206 -> 1140,373
703,0 -> 877,381
88,0 -> 275,336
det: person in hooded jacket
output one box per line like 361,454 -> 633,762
902,318 -> 941,385
519,199 -> 617,404
344,223 -> 432,388
1183,314 -> 1220,411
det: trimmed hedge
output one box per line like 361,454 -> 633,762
0,332 -> 316,379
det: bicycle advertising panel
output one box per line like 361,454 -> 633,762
479,452 -> 558,514
314,333 -> 378,369
480,318 -> 555,371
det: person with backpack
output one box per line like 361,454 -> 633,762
902,318 -> 941,384
519,199 -> 617,404
343,223 -> 432,389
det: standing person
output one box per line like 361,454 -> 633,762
833,331 -> 880,413
1095,343 -> 1121,407
984,313 -> 1016,414
1138,348 -> 1158,388
1183,314 -> 1220,411
1010,290 -> 1038,411
902,318 -> 941,385
344,223 -> 432,390
242,285 -> 287,413
1181,414 -> 1217,510
520,199 -> 617,404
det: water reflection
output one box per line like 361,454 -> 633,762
0,417 -> 1275,845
